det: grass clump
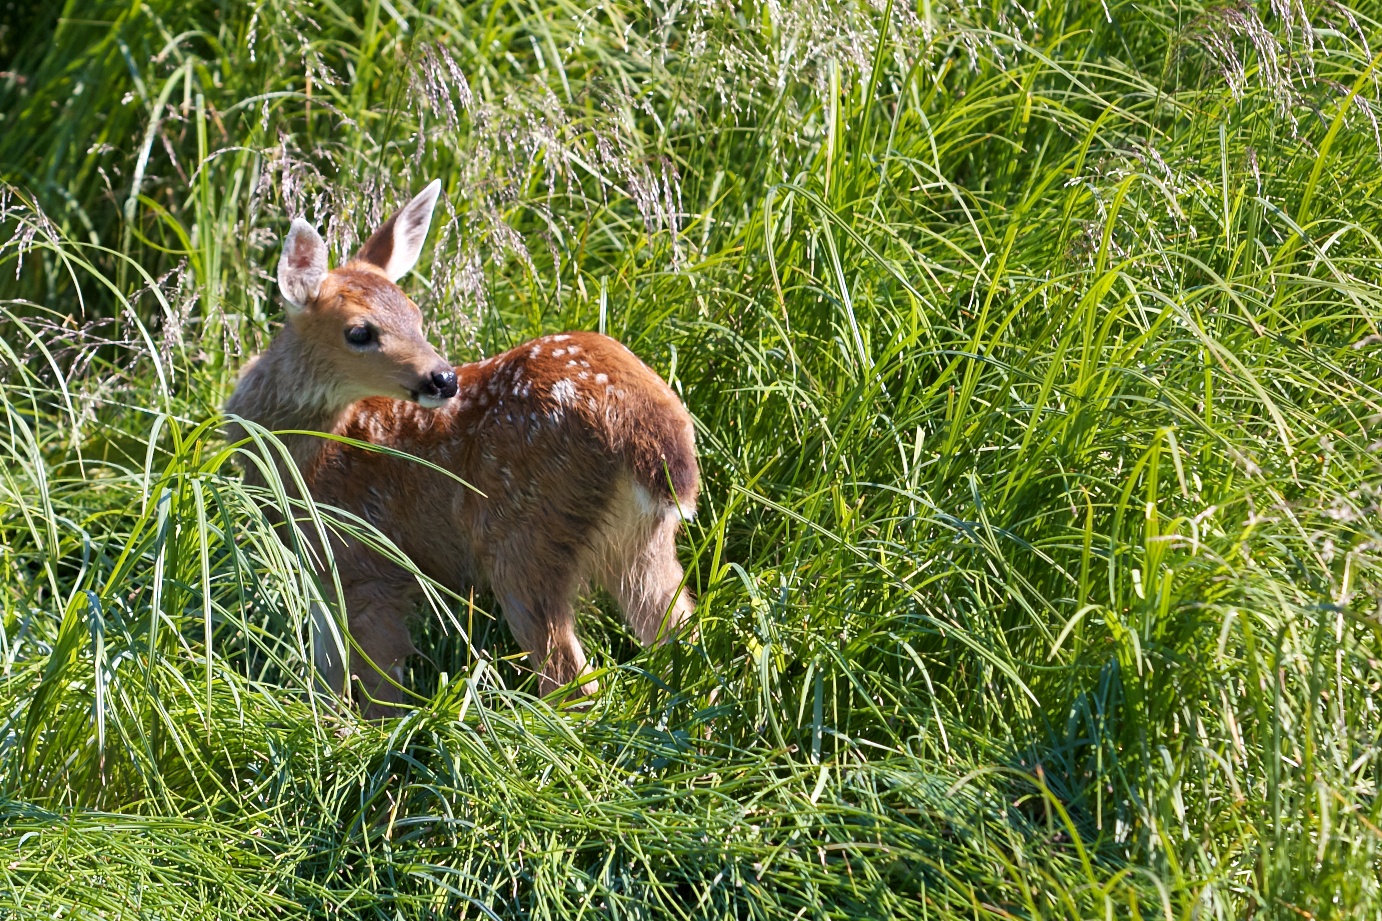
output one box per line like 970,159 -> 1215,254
3,0 -> 1382,916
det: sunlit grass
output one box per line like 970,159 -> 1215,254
3,0 -> 1382,916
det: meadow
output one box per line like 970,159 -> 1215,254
2,0 -> 1382,916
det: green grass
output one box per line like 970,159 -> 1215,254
3,0 -> 1382,916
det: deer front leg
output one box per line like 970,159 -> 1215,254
316,560 -> 420,719
349,592 -> 419,719
311,598 -> 348,701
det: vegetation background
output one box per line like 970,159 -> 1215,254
2,0 -> 1381,916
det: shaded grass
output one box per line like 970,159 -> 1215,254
3,0 -> 1382,916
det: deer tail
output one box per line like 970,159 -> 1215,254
617,389 -> 699,521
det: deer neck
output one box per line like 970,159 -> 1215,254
225,325 -> 354,483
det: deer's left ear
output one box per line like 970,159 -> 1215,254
278,218 -> 329,312
356,179 -> 443,283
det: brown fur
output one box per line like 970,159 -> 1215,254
226,259 -> 699,716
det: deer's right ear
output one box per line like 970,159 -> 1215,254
277,219 -> 329,312
355,179 -> 442,283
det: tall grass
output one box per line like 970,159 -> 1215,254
3,0 -> 1382,916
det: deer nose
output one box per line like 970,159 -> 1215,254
427,368 -> 458,399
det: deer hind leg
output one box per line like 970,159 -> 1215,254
602,509 -> 694,647
497,585 -> 598,699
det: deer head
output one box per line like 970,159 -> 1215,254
276,180 -> 458,410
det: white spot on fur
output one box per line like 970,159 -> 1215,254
595,373 -> 608,384
578,371 -> 589,380
567,360 -> 578,367
551,379 -> 577,406
553,348 -> 566,358
567,344 -> 581,354
553,334 -> 571,342
530,345 -> 542,358
579,360 -> 590,368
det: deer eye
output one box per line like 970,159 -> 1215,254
344,324 -> 376,348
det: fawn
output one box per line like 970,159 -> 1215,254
225,180 -> 698,716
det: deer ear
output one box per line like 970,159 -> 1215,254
355,179 -> 442,283
278,219 -> 329,312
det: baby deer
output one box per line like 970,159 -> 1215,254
225,181 -> 698,716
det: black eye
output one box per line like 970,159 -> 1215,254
345,325 -> 376,347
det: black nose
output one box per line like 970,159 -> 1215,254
426,368 -> 458,399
